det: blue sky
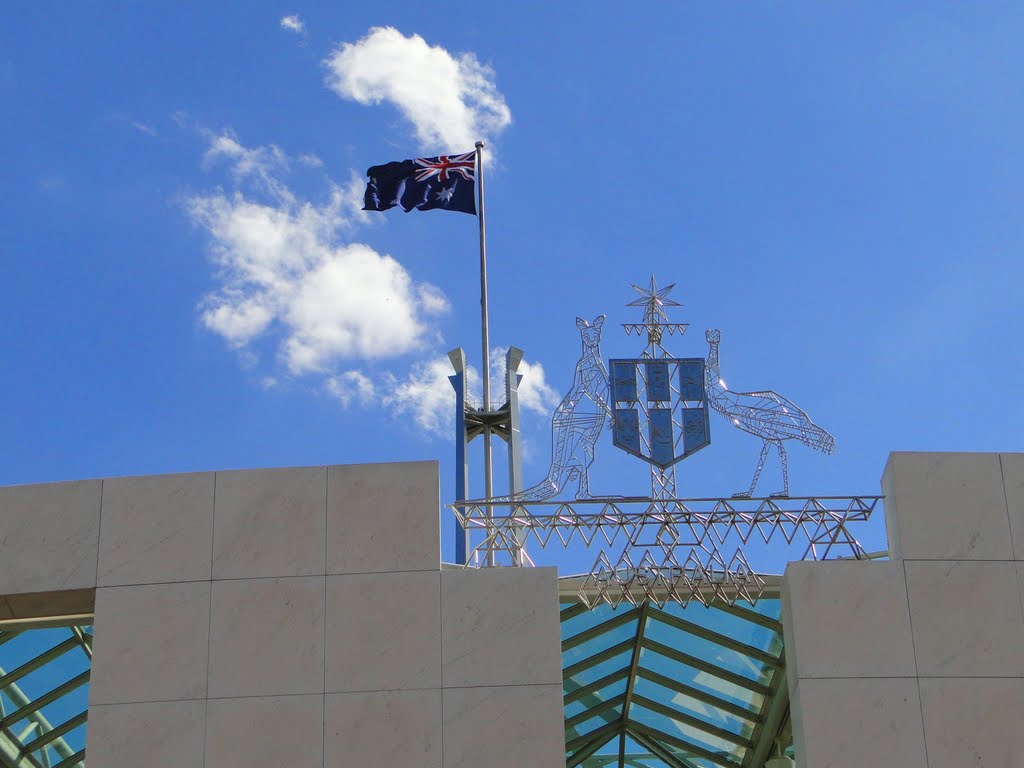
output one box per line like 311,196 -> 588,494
2,3 -> 1023,570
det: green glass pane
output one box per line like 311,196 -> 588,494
632,674 -> 756,738
573,677 -> 628,707
594,733 -> 623,755
562,603 -> 635,643
564,650 -> 632,689
737,597 -> 782,621
630,701 -> 747,763
565,698 -> 590,720
637,644 -> 765,711
564,617 -> 639,667
644,614 -> 774,686
659,601 -> 780,642
568,704 -> 624,741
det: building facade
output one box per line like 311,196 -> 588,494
0,452 -> 1021,767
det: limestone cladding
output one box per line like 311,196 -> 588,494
0,460 -> 566,768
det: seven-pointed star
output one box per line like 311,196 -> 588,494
436,185 -> 455,204
627,276 -> 681,322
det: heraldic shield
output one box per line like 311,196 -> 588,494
609,358 -> 711,468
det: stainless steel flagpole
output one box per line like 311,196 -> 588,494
475,141 -> 495,566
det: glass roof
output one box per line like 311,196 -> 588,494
561,591 -> 787,768
0,624 -> 91,768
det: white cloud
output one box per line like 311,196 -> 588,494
189,133 -> 449,374
188,132 -> 558,441
326,370 -> 376,407
379,348 -> 560,438
203,130 -> 291,195
324,26 -> 511,152
418,283 -> 450,315
490,347 -> 561,416
383,356 -> 464,435
280,15 -> 305,34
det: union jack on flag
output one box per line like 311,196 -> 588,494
363,150 -> 477,215
413,152 -> 476,183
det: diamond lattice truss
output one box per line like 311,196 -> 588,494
453,496 -> 880,607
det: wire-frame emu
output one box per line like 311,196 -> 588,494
704,328 -> 836,497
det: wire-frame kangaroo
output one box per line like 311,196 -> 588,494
509,316 -> 611,501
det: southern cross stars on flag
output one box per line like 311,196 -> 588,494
362,151 -> 477,215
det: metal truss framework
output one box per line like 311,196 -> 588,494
560,584 -> 790,768
0,623 -> 91,768
451,277 -> 868,598
453,495 -> 880,608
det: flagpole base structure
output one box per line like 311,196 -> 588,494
449,346 -> 526,566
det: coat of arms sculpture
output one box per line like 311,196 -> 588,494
448,277 -> 879,607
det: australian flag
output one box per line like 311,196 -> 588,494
363,152 -> 477,215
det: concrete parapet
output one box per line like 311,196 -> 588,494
0,460 -> 567,768
786,451 -> 1024,768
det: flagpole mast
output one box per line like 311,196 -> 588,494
475,141 -> 495,566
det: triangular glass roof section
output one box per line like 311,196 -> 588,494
561,579 -> 787,768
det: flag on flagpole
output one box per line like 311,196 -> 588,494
363,152 -> 477,215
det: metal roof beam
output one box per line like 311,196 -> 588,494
0,672 -> 90,730
565,668 -> 631,705
566,719 -> 624,755
50,749 -> 84,768
627,726 -> 696,768
565,694 -> 625,730
635,667 -> 759,722
564,638 -> 636,679
647,609 -> 780,666
713,602 -> 783,633
641,638 -> 771,695
0,637 -> 79,689
19,710 -> 87,758
630,693 -> 754,749
628,720 -> 741,768
567,728 -> 620,768
560,602 -> 591,623
562,609 -> 640,652
620,601 -> 649,724
744,653 -> 790,768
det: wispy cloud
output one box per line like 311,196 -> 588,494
326,370 -> 376,407
203,130 -> 291,194
36,174 -> 65,193
323,26 -> 511,153
131,120 -> 157,137
280,15 -> 305,35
